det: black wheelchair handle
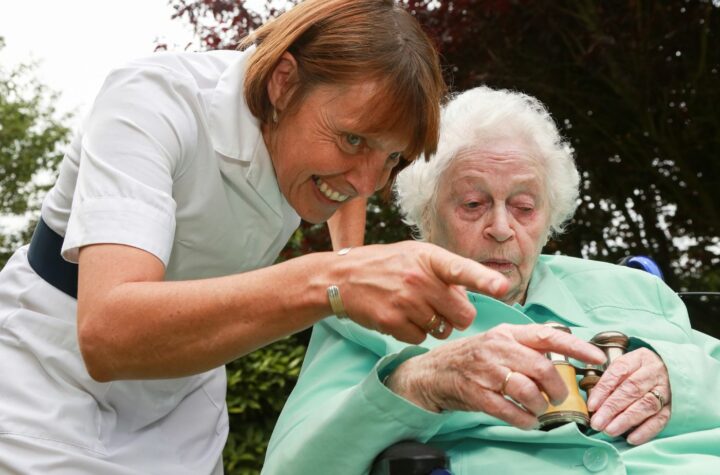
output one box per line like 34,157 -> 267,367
370,441 -> 451,475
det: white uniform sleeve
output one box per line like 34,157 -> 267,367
62,65 -> 199,265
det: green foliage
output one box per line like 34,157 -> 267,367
410,0 -> 720,291
0,37 -> 72,266
223,335 -> 306,474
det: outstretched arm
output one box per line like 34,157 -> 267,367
77,241 -> 508,381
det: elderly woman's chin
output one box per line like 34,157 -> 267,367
481,262 -> 529,304
499,284 -> 525,305
469,259 -> 528,305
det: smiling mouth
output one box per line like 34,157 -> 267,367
312,176 -> 349,203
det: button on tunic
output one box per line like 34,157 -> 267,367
583,447 -> 610,472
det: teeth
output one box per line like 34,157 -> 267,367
315,177 -> 349,203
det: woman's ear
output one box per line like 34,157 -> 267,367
267,51 -> 298,111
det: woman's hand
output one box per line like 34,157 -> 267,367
587,348 -> 671,445
332,241 -> 509,344
384,323 -> 607,429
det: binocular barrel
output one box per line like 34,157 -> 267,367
537,323 -> 629,431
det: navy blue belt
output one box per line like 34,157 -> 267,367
27,218 -> 78,298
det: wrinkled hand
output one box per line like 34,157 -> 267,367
385,323 -> 607,429
335,241 -> 509,344
587,348 -> 671,445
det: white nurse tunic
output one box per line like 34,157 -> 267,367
0,47 -> 300,474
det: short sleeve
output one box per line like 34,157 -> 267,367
62,64 -> 200,265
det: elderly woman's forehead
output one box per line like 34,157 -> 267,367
447,144 -> 543,171
439,145 -> 547,192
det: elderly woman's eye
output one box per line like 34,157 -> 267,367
345,134 -> 363,147
464,201 -> 481,209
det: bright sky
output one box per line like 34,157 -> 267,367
0,0 -> 199,124
0,0 -> 271,232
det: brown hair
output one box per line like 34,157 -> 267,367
240,0 -> 446,172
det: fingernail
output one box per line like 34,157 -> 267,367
603,420 -> 621,437
490,278 -> 504,295
590,413 -> 607,431
550,391 -> 568,406
586,395 -> 597,411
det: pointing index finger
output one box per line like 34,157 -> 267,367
430,248 -> 508,298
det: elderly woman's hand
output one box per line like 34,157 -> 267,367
384,323 -> 607,429
587,348 -> 671,445
334,241 -> 509,344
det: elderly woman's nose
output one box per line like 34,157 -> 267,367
484,206 -> 514,242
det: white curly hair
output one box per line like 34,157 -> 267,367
394,86 -> 580,241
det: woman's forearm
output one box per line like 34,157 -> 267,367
78,249 -> 336,381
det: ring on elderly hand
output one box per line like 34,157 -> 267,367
425,314 -> 440,332
649,389 -> 665,411
327,285 -> 349,319
500,370 -> 516,397
429,317 -> 447,337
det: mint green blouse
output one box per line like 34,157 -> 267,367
262,255 -> 720,474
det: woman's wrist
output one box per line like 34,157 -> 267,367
299,249 -> 354,319
384,356 -> 442,413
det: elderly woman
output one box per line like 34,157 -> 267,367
262,87 -> 720,474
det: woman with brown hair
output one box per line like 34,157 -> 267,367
0,1 -> 507,473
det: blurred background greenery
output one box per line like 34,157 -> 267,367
1,1 -> 718,473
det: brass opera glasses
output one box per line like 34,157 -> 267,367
537,322 -> 629,431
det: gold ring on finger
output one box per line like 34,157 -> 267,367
429,317 -> 447,337
425,314 -> 440,332
500,370 -> 515,397
649,389 -> 665,411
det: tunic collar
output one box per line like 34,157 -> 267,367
207,47 -> 290,219
207,47 -> 262,163
516,256 -> 590,327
